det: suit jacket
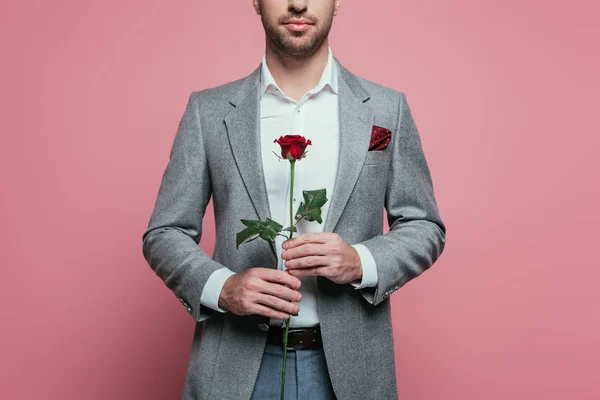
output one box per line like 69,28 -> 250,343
142,56 -> 446,400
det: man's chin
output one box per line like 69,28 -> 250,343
277,40 -> 319,56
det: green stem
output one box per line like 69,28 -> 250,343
281,160 -> 296,400
288,160 -> 295,242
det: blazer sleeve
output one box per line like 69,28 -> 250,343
355,92 -> 447,306
142,91 -> 228,322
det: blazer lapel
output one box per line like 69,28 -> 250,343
323,57 -> 374,233
223,63 -> 278,258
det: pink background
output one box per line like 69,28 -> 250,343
1,1 -> 599,399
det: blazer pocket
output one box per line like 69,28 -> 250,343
363,147 -> 392,165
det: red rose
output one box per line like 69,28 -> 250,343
273,134 -> 312,160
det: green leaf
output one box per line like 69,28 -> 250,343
294,202 -> 306,220
236,218 -> 284,248
265,218 -> 283,232
294,189 -> 328,224
259,227 -> 278,242
240,219 -> 263,229
296,203 -> 323,223
236,226 -> 261,249
303,189 -> 327,208
281,225 -> 297,233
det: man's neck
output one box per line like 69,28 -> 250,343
264,41 -> 330,102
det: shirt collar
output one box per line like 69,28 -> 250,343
260,46 -> 339,99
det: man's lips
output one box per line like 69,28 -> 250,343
284,19 -> 313,32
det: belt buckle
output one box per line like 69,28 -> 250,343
283,328 -> 313,351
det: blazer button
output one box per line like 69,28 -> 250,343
258,323 -> 269,332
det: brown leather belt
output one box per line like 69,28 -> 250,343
266,325 -> 322,351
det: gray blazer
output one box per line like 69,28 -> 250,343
142,56 -> 446,400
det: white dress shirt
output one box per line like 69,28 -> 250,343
200,46 -> 378,328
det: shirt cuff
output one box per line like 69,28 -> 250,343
349,244 -> 378,289
200,267 -> 237,313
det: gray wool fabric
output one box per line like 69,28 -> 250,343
142,56 -> 446,400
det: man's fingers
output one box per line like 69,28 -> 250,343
282,243 -> 334,262
249,303 -> 291,320
282,232 -> 332,250
259,269 -> 302,289
261,282 -> 303,302
284,255 -> 328,270
255,294 -> 300,316
288,267 -> 325,277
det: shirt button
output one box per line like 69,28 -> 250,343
258,323 -> 269,332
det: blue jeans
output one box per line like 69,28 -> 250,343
250,343 -> 337,400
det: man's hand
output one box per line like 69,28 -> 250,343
282,232 -> 363,285
218,268 -> 302,320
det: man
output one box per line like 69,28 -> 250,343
142,0 -> 446,399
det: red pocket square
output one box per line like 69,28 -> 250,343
369,125 -> 392,151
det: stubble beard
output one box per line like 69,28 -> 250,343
261,12 -> 333,59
